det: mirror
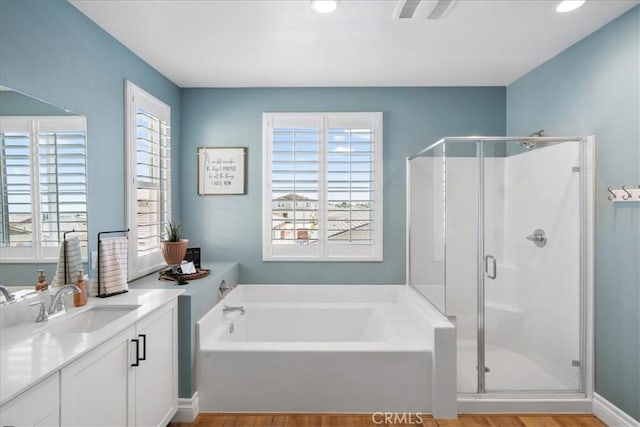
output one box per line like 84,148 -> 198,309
0,85 -> 88,285
0,87 -> 75,116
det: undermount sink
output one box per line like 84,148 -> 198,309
44,306 -> 140,334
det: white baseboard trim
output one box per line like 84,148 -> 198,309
171,391 -> 200,423
593,393 -> 639,427
457,397 -> 592,414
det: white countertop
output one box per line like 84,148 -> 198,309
0,288 -> 183,406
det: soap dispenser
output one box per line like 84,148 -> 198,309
73,270 -> 88,307
35,269 -> 48,291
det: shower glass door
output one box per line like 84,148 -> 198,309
408,143 -> 446,314
481,139 -> 582,393
442,140 -> 480,394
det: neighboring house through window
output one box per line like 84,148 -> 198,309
263,112 -> 383,261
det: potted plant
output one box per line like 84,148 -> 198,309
161,222 -> 188,266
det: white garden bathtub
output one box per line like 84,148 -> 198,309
197,285 -> 456,418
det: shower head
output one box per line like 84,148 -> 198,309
519,130 -> 544,149
519,140 -> 535,149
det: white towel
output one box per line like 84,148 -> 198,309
52,236 -> 83,286
96,237 -> 128,295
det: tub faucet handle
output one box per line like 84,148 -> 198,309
218,280 -> 236,299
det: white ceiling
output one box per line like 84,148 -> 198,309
70,0 -> 639,88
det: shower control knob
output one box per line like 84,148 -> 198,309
526,229 -> 547,247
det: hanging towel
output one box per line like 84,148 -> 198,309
96,237 -> 128,295
52,236 -> 82,286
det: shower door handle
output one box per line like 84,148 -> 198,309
485,255 -> 497,279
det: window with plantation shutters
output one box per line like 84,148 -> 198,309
38,120 -> 88,254
125,81 -> 171,279
0,116 -> 87,261
263,113 -> 383,261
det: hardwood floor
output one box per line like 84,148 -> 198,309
169,414 -> 607,427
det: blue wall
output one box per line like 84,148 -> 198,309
0,90 -> 76,116
180,87 -> 505,284
507,6 -> 640,421
0,0 -> 181,284
2,0 -> 637,420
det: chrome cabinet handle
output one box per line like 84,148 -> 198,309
485,254 -> 497,279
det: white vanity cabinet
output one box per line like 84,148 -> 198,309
60,299 -> 178,426
134,301 -> 178,426
60,326 -> 135,426
0,374 -> 60,427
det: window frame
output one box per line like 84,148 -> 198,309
0,115 -> 88,263
125,81 -> 171,280
262,112 -> 383,262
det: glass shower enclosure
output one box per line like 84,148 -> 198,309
407,136 -> 592,395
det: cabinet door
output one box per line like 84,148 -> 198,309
134,301 -> 177,427
60,326 -> 135,426
0,374 -> 59,427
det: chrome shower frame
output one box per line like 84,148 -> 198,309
406,135 -> 595,412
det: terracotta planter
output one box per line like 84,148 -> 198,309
161,239 -> 188,265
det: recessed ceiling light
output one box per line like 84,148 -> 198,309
311,0 -> 338,14
556,0 -> 586,13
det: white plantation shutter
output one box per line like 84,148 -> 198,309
135,108 -> 170,256
266,115 -> 321,259
325,115 -> 377,258
38,118 -> 88,258
263,113 -> 382,261
0,118 -> 33,259
126,81 -> 171,279
0,116 -> 87,261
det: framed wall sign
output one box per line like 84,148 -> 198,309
197,147 -> 247,195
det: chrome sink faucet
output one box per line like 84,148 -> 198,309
48,285 -> 81,315
30,300 -> 49,323
0,285 -> 16,304
28,285 -> 81,323
223,305 -> 245,315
